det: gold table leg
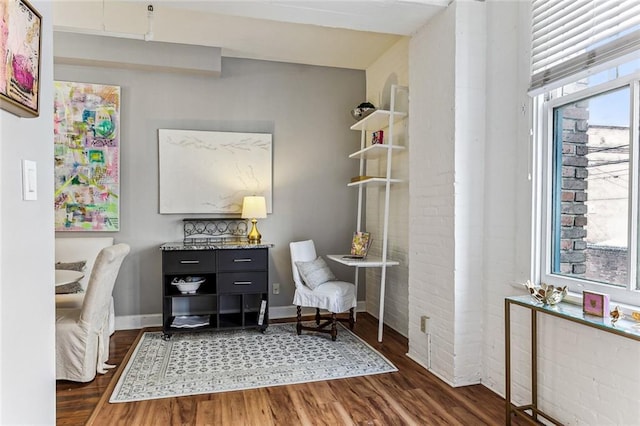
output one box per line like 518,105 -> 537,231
505,299 -> 511,425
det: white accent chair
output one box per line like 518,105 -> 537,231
56,243 -> 130,382
290,239 -> 356,341
55,237 -> 116,334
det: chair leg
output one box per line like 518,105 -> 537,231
315,308 -> 321,325
331,313 -> 337,341
349,307 -> 355,330
296,306 -> 302,335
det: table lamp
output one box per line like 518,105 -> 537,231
241,196 -> 267,244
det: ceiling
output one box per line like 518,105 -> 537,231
159,1 -> 449,36
53,0 -> 450,69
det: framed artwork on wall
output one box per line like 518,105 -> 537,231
0,0 -> 42,118
158,129 -> 273,214
53,81 -> 121,231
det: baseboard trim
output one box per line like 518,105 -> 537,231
115,314 -> 163,330
114,301 -> 368,331
405,352 -> 481,388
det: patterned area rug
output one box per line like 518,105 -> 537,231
109,322 -> 397,403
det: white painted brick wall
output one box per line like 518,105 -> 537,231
364,38 -> 410,336
408,4 -> 457,383
452,0 -> 486,385
408,1 -> 486,386
481,1 -> 640,425
387,1 -> 640,422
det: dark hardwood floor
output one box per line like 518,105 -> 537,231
57,313 -> 516,425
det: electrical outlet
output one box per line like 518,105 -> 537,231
420,315 -> 430,333
273,283 -> 280,295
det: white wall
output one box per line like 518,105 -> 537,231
407,4 -> 457,383
0,1 -> 56,423
481,2 -> 640,424
364,38 -> 410,336
408,0 -> 486,387
452,0 -> 486,385
408,0 -> 640,423
481,0 -> 533,395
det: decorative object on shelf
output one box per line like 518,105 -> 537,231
351,102 -> 376,120
524,280 -> 567,305
0,0 -> 42,118
171,315 -> 209,328
344,231 -> 371,259
610,305 -> 623,325
351,231 -> 370,256
54,81 -> 121,231
371,130 -> 384,145
171,276 -> 205,294
182,218 -> 248,245
582,290 -> 610,317
242,196 -> 267,244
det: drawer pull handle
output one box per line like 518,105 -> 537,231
234,281 -> 252,285
180,260 -> 200,264
233,258 -> 252,263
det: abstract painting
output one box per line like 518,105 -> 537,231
54,81 -> 120,231
158,129 -> 272,214
0,0 -> 42,117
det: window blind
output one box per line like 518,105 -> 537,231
530,0 -> 640,94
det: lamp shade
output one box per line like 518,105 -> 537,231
241,196 -> 267,219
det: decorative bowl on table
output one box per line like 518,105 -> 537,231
171,276 -> 205,294
351,102 -> 377,121
525,280 -> 567,305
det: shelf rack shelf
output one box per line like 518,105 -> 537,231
348,143 -> 406,161
347,177 -> 403,187
329,84 -> 408,342
350,110 -> 407,132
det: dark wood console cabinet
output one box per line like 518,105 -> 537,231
161,245 -> 270,338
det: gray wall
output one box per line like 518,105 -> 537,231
54,38 -> 365,319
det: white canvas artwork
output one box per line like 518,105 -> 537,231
158,129 -> 272,214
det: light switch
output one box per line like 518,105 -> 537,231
22,160 -> 37,201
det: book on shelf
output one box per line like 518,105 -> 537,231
171,315 -> 209,328
350,175 -> 384,183
371,130 -> 384,145
257,299 -> 267,326
343,231 -> 372,259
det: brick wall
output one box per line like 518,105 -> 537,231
365,38 -> 410,337
585,245 -> 628,283
407,1 -> 485,386
559,103 -> 589,275
481,2 -> 640,424
408,4 -> 457,382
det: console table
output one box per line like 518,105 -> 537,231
161,242 -> 272,339
505,295 -> 640,425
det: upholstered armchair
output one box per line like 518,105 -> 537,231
290,240 -> 356,341
56,243 -> 130,382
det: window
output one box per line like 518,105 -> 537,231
531,0 -> 640,305
539,66 -> 640,304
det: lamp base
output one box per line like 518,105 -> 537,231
247,219 -> 261,244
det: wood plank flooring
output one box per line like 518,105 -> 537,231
57,313 -> 517,425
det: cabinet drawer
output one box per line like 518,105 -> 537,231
217,249 -> 267,272
218,272 -> 267,294
162,250 -> 216,274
